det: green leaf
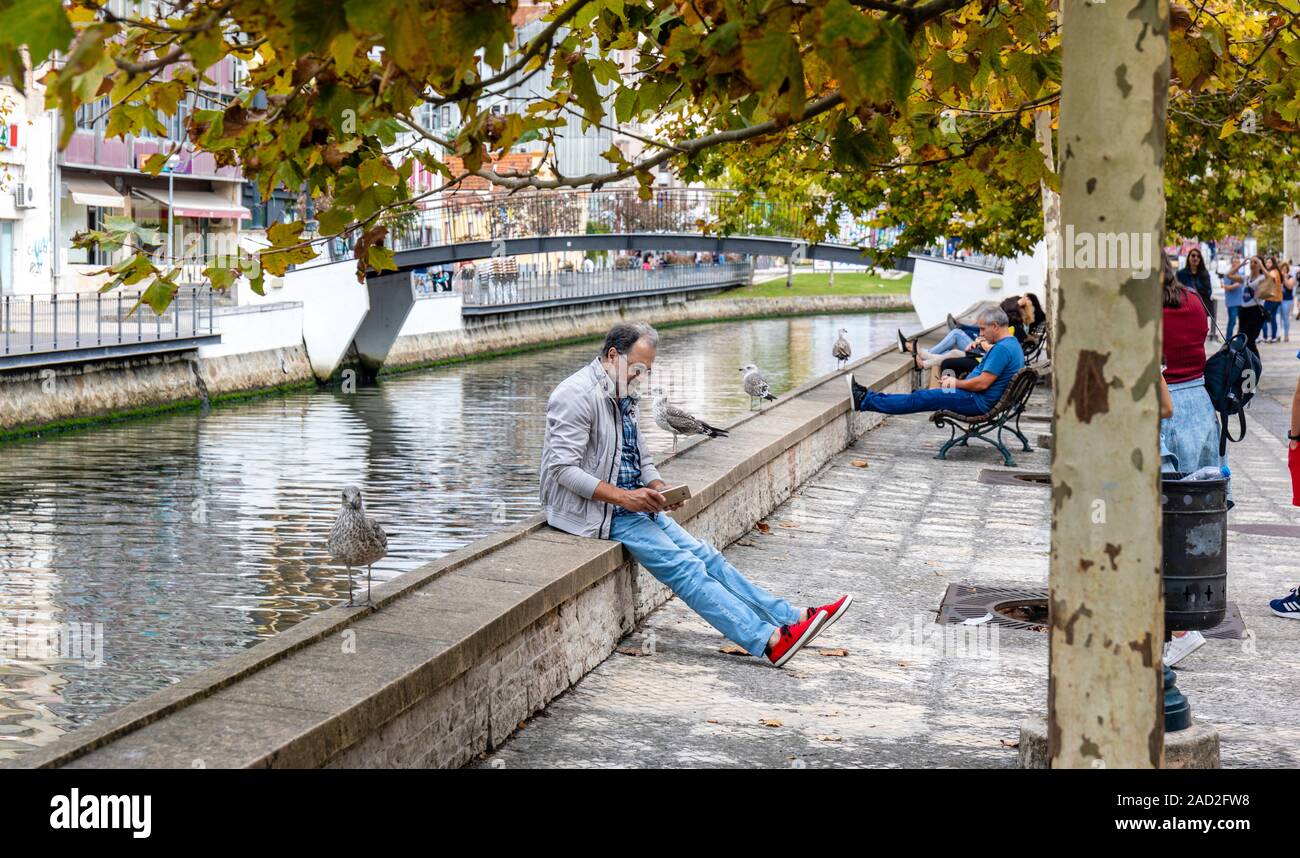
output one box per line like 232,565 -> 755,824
569,59 -> 604,129
366,245 -> 397,273
0,0 -> 74,64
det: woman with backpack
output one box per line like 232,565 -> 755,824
1161,257 -> 1226,479
1237,255 -> 1269,356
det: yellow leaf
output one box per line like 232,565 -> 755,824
1218,118 -> 1237,139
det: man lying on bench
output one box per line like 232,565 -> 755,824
849,306 -> 1024,416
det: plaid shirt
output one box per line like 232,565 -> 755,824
612,396 -> 643,516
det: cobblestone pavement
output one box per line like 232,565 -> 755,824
478,354 -> 1300,768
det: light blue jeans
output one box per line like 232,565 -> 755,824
610,511 -> 800,656
930,329 -> 975,355
1160,378 -> 1229,497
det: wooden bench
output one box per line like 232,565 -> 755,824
930,367 -> 1039,466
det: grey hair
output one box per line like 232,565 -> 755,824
601,322 -> 659,357
975,306 -> 1009,327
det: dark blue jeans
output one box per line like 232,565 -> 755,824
856,387 -> 985,416
1264,300 -> 1281,339
1224,305 -> 1239,341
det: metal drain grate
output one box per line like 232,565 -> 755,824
978,469 -> 1051,487
936,583 -> 1247,639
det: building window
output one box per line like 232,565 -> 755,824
86,206 -> 111,266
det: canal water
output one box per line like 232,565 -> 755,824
0,309 -> 917,759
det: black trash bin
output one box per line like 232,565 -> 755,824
1161,473 -> 1228,632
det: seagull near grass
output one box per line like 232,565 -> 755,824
832,328 -> 852,368
328,486 -> 388,607
653,391 -> 730,454
739,364 -> 777,411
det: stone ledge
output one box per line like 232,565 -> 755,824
10,313 -> 954,770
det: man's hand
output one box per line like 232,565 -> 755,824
646,480 -> 684,511
621,487 -> 666,513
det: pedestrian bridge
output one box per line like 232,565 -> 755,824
321,187 -> 1006,274
268,188 -> 1012,380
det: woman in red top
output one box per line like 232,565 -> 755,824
1160,256 -> 1226,478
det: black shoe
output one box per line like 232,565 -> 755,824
946,313 -> 959,331
897,329 -> 908,353
848,375 -> 870,411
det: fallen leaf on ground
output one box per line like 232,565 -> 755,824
759,718 -> 783,728
778,521 -> 799,528
517,721 -> 527,730
706,719 -> 719,724
736,539 -> 756,547
850,460 -> 869,468
1000,739 -> 1020,749
615,646 -> 651,657
819,648 -> 849,657
718,644 -> 749,656
818,735 -> 843,742
755,521 -> 772,534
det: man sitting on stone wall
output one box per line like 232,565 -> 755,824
849,306 -> 1025,417
539,322 -> 853,668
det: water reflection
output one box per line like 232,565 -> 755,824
0,310 -> 916,758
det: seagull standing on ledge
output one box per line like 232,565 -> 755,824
653,392 -> 730,454
328,486 -> 388,607
832,328 -> 852,368
740,364 -> 777,410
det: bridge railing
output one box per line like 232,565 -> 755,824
322,189 -> 835,263
1,287 -> 216,356
460,261 -> 753,309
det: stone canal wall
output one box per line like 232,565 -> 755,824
384,293 -> 911,371
0,345 -> 314,437
0,292 -> 908,436
8,318 -> 949,770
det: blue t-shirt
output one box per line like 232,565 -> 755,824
1223,264 -> 1247,308
971,336 -> 1025,411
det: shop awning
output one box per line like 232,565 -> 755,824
63,175 -> 126,208
133,187 -> 252,220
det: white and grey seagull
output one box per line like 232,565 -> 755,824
739,364 -> 777,410
328,486 -> 388,607
832,328 -> 852,368
653,392 -> 730,454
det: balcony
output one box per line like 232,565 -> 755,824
60,130 -> 241,182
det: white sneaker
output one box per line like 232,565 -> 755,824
1162,630 -> 1206,668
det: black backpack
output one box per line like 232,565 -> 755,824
1191,291 -> 1262,455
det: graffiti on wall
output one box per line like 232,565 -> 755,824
29,235 -> 48,274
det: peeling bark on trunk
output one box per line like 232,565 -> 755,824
1049,0 -> 1170,769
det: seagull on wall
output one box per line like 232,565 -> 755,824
740,364 -> 777,410
832,328 -> 852,368
653,391 -> 730,454
328,486 -> 388,607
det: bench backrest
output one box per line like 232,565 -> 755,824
987,367 -> 1038,417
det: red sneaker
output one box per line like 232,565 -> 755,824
766,610 -> 828,668
804,594 -> 853,645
